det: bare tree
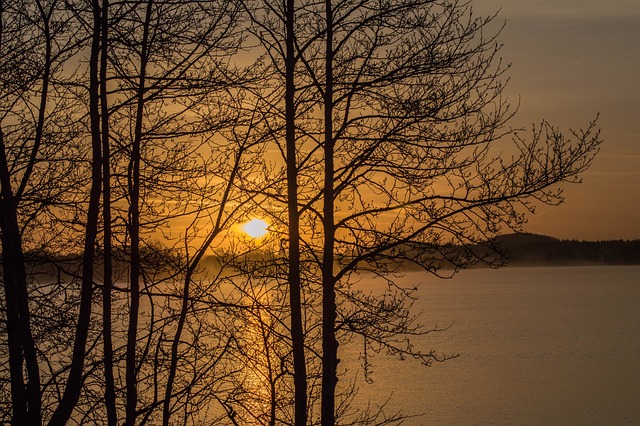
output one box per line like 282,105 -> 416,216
3,0 -> 262,423
0,0 -> 85,422
90,0 -> 259,423
1,0 -> 601,424
239,1 -> 323,422
292,1 -> 601,424
240,0 -> 600,424
283,1 -> 309,423
98,0 -> 117,421
47,0 -> 103,422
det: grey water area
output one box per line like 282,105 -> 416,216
340,265 -> 640,425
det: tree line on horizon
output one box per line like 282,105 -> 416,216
0,0 -> 600,424
491,233 -> 640,266
22,232 -> 640,276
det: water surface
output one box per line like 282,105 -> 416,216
342,265 -> 640,425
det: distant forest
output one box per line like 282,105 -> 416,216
22,233 -> 640,275
493,233 -> 640,266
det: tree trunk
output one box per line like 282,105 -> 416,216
0,198 -> 42,426
124,1 -> 151,422
285,0 -> 307,424
99,0 -> 117,422
0,2 -> 49,421
125,2 -> 153,424
321,1 -> 337,424
0,175 -> 36,425
48,0 -> 102,422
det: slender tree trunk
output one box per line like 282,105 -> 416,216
0,12 -> 26,407
0,138 -> 29,424
48,0 -> 102,422
0,193 -> 41,425
259,315 -> 277,426
0,20 -> 31,424
125,2 -> 153,424
161,270 -> 196,425
161,266 -> 199,425
0,1 -> 53,421
21,2 -> 53,421
285,0 -> 307,423
162,145 -> 242,424
99,0 -> 117,422
320,1 -> 337,424
18,11 -> 46,421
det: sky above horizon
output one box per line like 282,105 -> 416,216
474,0 -> 640,240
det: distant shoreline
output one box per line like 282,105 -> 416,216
15,233 -> 640,278
492,233 -> 640,267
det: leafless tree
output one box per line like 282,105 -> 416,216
238,1 -> 324,422
240,0 -> 600,424
3,0 -> 262,423
0,0 -> 85,423
89,0 -> 254,423
1,0 -> 601,424
47,0 -> 104,422
299,1 -> 600,424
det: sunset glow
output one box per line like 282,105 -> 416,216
243,218 -> 269,238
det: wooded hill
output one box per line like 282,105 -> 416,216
495,233 -> 640,266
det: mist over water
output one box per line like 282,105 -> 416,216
341,266 -> 640,425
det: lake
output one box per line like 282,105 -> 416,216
341,265 -> 640,425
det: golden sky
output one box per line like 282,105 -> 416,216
476,0 -> 640,240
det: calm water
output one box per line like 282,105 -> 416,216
341,265 -> 640,425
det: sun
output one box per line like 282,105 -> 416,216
243,218 -> 269,239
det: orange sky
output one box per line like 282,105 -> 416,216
476,0 -> 640,240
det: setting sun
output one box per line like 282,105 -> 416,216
243,218 -> 269,238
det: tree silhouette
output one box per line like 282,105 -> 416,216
0,0 -> 84,422
0,0 -> 601,424
242,0 -> 600,424
2,0 -> 256,423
